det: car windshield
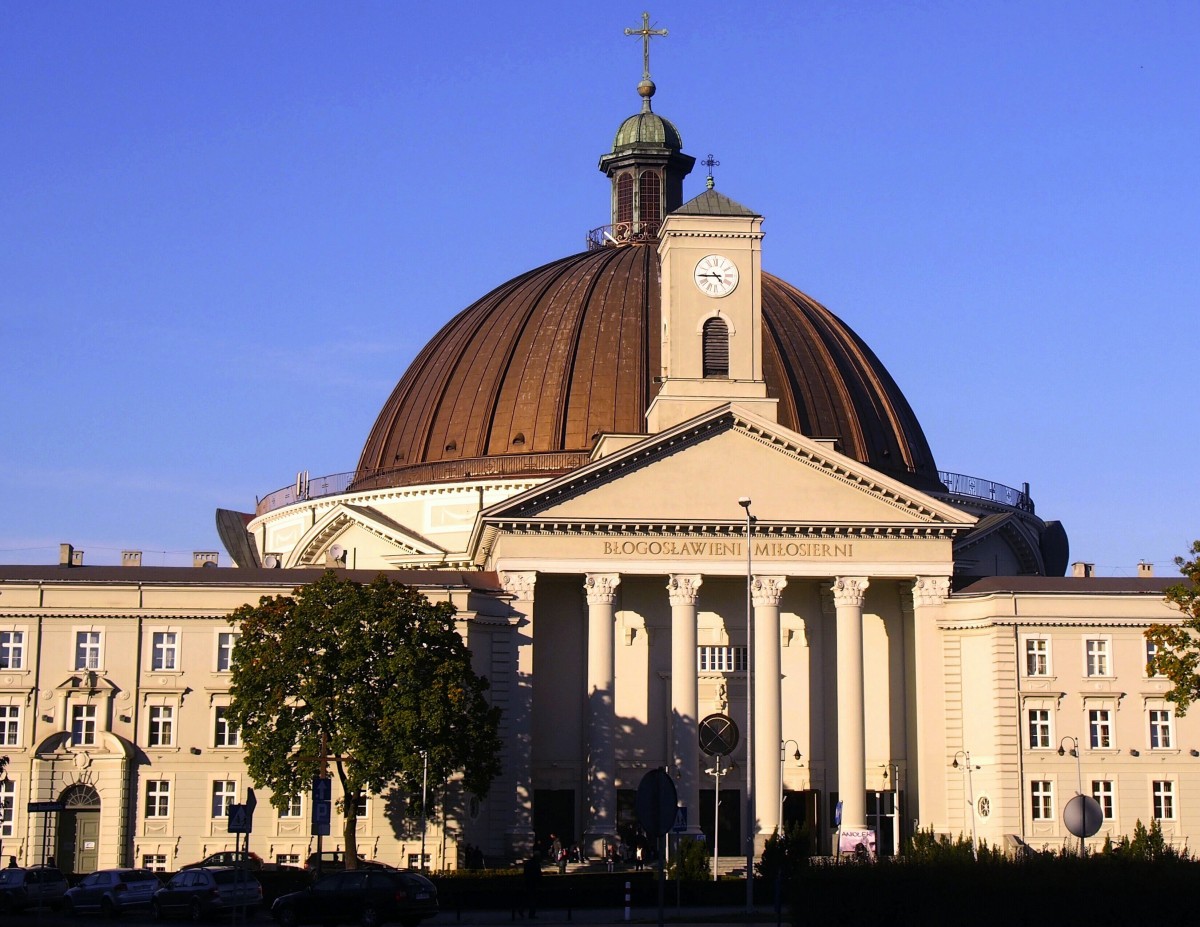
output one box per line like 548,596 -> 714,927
0,871 -> 24,886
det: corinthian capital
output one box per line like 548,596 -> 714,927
584,573 -> 621,605
500,571 -> 537,601
831,576 -> 870,608
912,575 -> 950,608
751,575 -> 788,608
667,574 -> 703,607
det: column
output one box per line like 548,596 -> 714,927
668,574 -> 703,834
832,576 -> 869,830
498,571 -> 537,860
753,575 -> 787,844
584,572 -> 620,849
910,576 -> 950,831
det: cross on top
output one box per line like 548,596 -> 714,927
624,11 -> 667,81
701,153 -> 720,189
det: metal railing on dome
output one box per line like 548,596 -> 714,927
256,471 -> 357,516
586,220 -> 662,250
937,470 -> 1034,514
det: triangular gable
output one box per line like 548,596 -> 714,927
954,510 -> 1045,575
475,404 -> 973,537
287,502 -> 446,568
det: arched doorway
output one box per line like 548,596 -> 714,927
56,784 -> 101,874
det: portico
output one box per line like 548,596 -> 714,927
474,402 -> 972,855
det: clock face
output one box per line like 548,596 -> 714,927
694,254 -> 739,297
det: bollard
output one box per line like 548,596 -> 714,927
624,880 -> 631,922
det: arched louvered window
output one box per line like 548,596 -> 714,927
702,317 -> 729,378
616,174 -> 634,227
639,171 -> 662,226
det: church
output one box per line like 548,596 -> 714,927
0,21 -> 1187,873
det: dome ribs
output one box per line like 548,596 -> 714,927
355,251 -> 940,494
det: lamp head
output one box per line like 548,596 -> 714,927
1057,746 -> 1065,757
738,497 -> 752,509
952,758 -> 959,769
793,748 -> 802,762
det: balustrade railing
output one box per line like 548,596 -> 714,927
937,471 -> 1034,513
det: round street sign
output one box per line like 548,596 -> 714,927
699,713 -> 739,757
1063,794 -> 1105,838
635,769 -> 679,837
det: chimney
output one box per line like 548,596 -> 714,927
122,550 -> 143,568
1138,561 -> 1154,578
193,551 -> 219,569
1071,561 -> 1095,578
60,543 -> 74,567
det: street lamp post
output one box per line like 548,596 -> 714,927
419,750 -> 429,871
951,751 -> 980,860
704,758 -> 734,881
1058,736 -> 1084,858
779,741 -> 802,835
0,756 -> 8,866
737,497 -> 754,914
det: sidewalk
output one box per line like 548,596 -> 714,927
426,904 -> 784,926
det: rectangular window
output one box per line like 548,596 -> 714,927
279,794 -> 303,818
1150,709 -> 1174,749
0,631 -> 24,670
1153,780 -> 1176,820
352,791 -> 368,818
1092,780 -> 1115,820
0,705 -> 19,747
148,706 -> 174,747
217,633 -> 239,672
697,645 -> 748,672
1089,709 -> 1113,749
1030,780 -> 1053,821
212,780 -> 237,819
71,704 -> 97,746
214,707 -> 240,748
145,781 -> 171,818
75,631 -> 102,671
142,854 -> 168,872
407,853 -> 431,869
151,632 -> 178,671
1027,709 -> 1051,748
1025,638 -> 1049,676
276,854 -> 300,867
1086,639 -> 1110,677
1146,641 -> 1164,677
0,780 -> 13,837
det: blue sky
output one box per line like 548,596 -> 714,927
2,1 -> 1197,575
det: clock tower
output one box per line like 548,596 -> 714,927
645,185 -> 778,433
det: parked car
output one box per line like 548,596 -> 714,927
151,866 -> 262,920
0,865 -> 68,913
303,852 -> 394,874
64,867 -> 161,915
272,869 -> 437,927
182,851 -> 264,871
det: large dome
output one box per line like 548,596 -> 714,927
354,242 -> 943,493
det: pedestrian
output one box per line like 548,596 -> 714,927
522,851 -> 542,919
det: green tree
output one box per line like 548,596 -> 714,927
226,571 -> 502,865
1145,540 -> 1200,713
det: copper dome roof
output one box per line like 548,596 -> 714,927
354,243 -> 942,493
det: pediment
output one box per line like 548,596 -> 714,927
287,503 -> 446,568
479,404 -> 973,533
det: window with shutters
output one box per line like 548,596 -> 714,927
702,317 -> 729,378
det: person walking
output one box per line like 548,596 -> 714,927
521,852 -> 542,919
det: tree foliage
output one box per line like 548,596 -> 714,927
226,571 -> 502,864
1145,540 -> 1200,714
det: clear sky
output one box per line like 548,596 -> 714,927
2,1 -> 1197,576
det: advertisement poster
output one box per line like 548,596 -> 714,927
838,827 -> 877,859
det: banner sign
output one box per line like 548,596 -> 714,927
838,828 -> 877,858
